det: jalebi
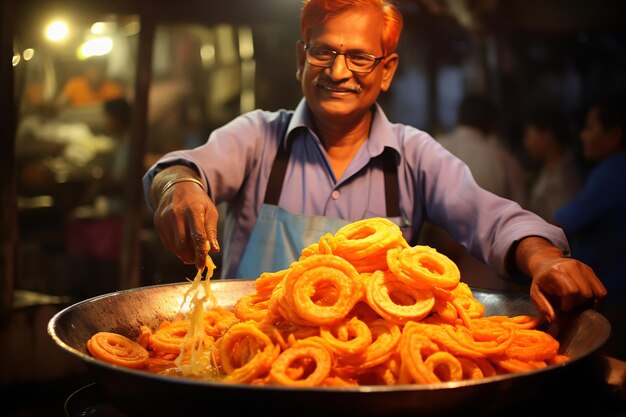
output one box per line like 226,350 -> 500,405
86,217 -> 567,387
87,332 -> 149,369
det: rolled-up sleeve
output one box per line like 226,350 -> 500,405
142,110 -> 272,212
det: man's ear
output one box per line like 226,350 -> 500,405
296,40 -> 306,81
380,52 -> 399,92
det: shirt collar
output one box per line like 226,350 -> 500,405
286,98 -> 400,159
368,102 -> 401,158
282,99 -> 311,148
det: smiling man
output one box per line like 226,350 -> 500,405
143,0 -> 606,322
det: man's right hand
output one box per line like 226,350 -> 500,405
151,166 -> 220,270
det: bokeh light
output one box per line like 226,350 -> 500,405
45,20 -> 69,42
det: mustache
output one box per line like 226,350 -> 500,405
312,77 -> 362,93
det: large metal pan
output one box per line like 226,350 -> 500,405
48,279 -> 611,417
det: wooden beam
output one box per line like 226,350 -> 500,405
0,0 -> 18,322
119,0 -> 155,290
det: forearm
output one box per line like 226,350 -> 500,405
149,165 -> 203,209
513,236 -> 565,278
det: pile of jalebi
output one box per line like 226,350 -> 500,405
87,217 -> 568,386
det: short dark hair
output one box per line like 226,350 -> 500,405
523,105 -> 572,147
590,96 -> 626,144
457,93 -> 496,134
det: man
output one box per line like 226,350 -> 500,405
554,97 -> 625,358
523,105 -> 582,224
438,93 -> 527,207
143,0 -> 606,323
55,57 -> 124,108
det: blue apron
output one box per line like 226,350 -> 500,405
236,139 -> 403,278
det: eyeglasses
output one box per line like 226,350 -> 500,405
304,44 -> 386,74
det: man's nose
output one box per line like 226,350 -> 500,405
327,53 -> 352,79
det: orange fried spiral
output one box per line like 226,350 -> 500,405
87,332 -> 149,369
86,217 -> 567,388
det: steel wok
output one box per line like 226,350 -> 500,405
48,279 -> 611,417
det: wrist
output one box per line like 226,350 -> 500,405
150,166 -> 204,209
161,177 -> 205,195
157,177 -> 205,208
514,236 -> 564,278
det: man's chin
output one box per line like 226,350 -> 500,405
314,98 -> 357,117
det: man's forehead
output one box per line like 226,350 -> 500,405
305,8 -> 384,48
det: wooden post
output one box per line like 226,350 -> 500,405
0,0 -> 17,323
119,0 -> 155,290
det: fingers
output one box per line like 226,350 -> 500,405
562,263 -> 593,300
185,200 -> 217,270
534,260 -> 608,316
207,227 -> 220,253
154,206 -> 193,264
579,262 -> 608,299
550,263 -> 584,312
191,232 -> 209,271
172,207 -> 196,265
555,261 -> 610,312
530,283 -> 556,323
204,200 -> 220,253
577,262 -> 607,311
534,263 -> 578,312
153,183 -> 220,269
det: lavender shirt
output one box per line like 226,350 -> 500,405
143,98 -> 570,279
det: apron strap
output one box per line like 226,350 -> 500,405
264,138 -> 293,205
264,142 -> 400,217
382,147 -> 400,217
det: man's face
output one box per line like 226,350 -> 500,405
580,107 -> 621,162
85,63 -> 106,87
297,7 -> 398,126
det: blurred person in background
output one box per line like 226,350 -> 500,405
80,97 -> 133,211
522,105 -> 583,225
55,56 -> 125,108
103,97 -> 133,184
63,97 -> 133,297
437,93 -> 528,206
554,96 -> 626,359
422,93 -> 529,291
